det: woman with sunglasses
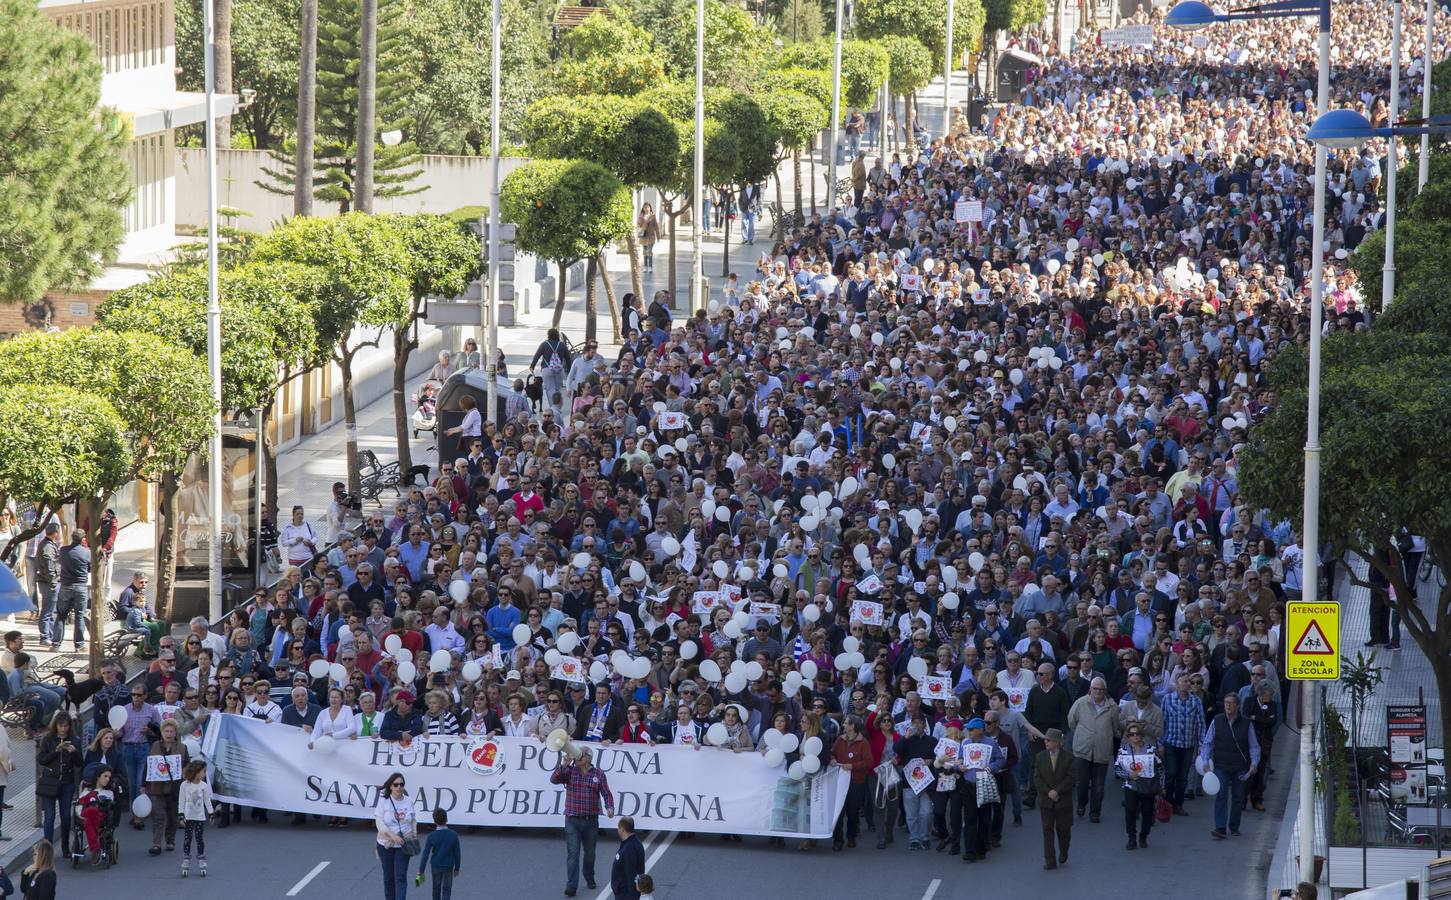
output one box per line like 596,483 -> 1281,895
375,772 -> 416,900
1114,721 -> 1164,850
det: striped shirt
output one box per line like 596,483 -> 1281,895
422,710 -> 460,736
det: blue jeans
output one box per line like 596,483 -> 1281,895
55,584 -> 89,647
742,211 -> 756,244
123,744 -> 149,811
902,787 -> 933,845
42,782 -> 75,851
1212,765 -> 1249,833
428,868 -> 453,900
563,815 -> 598,890
377,844 -> 408,900
37,583 -> 57,645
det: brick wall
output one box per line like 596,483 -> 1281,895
0,291 -> 107,338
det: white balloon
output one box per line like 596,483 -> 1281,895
907,657 -> 929,680
449,580 -> 469,603
384,634 -> 403,653
903,509 -> 923,533
1201,771 -> 1222,796
843,636 -> 860,654
799,514 -> 819,532
429,651 -> 451,674
1009,369 -> 1024,386
314,735 -> 337,755
132,795 -> 153,819
589,661 -> 609,683
512,624 -> 532,646
661,536 -> 681,557
762,728 -> 783,749
309,659 -> 330,680
722,621 -> 742,639
839,476 -> 858,498
745,661 -> 764,681
853,544 -> 870,566
724,672 -> 747,693
835,654 -> 855,672
882,453 -> 896,471
706,722 -> 729,746
715,506 -> 730,522
871,332 -> 884,347
942,567 -> 958,588
397,661 -> 417,683
774,564 -> 789,579
890,357 -> 902,371
699,660 -> 723,683
817,491 -> 832,509
702,499 -> 717,520
969,551 -> 986,572
788,761 -> 806,781
802,735 -> 823,757
544,648 -> 562,667
800,661 -> 818,682
675,438 -> 688,452
680,642 -> 698,660
1047,258 -> 1062,274
329,662 -> 347,683
739,566 -> 755,581
801,604 -> 821,623
779,733 -> 800,753
462,661 -> 483,683
729,660 -> 747,676
1049,356 -> 1063,370
784,671 -> 803,688
803,755 -> 822,774
633,657 -> 653,679
974,349 -> 989,363
940,591 -> 960,611
1067,238 -> 1079,252
557,632 -> 580,653
629,560 -> 646,582
943,416 -> 957,433
764,748 -> 786,767
654,401 -> 667,414
573,552 -> 591,569
612,650 -> 632,671
850,323 -> 862,339
801,494 -> 818,513
713,560 -> 729,579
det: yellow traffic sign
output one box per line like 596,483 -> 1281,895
1286,601 -> 1340,680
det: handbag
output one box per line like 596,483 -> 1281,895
402,836 -> 421,856
1154,796 -> 1173,823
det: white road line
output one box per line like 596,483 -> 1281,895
922,878 -> 942,900
594,830 -> 678,900
286,861 -> 331,896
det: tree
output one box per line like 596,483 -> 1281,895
981,0 -> 1043,89
499,160 -> 632,344
877,35 -> 932,149
354,0 -> 380,210
0,0 -> 130,303
853,0 -> 985,74
384,215 -> 482,473
0,329 -> 214,674
775,39 -> 889,110
253,214 -> 412,496
756,90 -> 829,216
522,95 -> 679,304
1238,326 -> 1451,753
658,0 -> 765,91
296,0 -> 318,213
177,0 -> 299,149
556,11 -> 664,97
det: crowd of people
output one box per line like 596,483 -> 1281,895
0,2 -> 1441,898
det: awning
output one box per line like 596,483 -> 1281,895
998,48 -> 1046,69
117,91 -> 240,138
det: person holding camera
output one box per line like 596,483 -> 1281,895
550,747 -> 614,898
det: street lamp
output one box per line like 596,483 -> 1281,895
826,0 -> 845,213
1168,0 -> 1331,889
202,0 -> 223,625
691,0 -> 705,315
1307,109 -> 1451,147
486,0 -> 501,425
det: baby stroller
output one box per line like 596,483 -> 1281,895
71,773 -> 121,868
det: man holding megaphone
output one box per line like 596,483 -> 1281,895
549,743 -> 615,897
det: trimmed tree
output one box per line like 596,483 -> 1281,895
556,11 -> 664,97
499,160 -> 633,344
756,90 -> 829,218
0,329 -> 214,675
877,35 -> 933,150
253,214 -> 412,496
0,0 -> 130,303
659,0 -> 764,92
854,0 -> 986,76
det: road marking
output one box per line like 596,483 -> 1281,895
287,861 -> 331,896
594,830 -> 677,900
922,878 -> 942,900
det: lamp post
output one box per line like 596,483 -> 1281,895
1418,0 -> 1433,189
827,0 -> 845,212
1167,0 -> 1331,888
486,0 -> 502,424
1384,0 -> 1402,313
691,0 -> 705,314
943,0 -> 956,139
202,0 -> 223,623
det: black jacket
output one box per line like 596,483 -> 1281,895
611,833 -> 646,900
37,735 -> 82,798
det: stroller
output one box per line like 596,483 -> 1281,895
71,771 -> 121,869
411,381 -> 439,438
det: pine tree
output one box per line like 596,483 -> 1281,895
0,0 -> 130,302
259,0 -> 421,211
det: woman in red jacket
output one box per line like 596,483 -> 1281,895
830,715 -> 874,851
618,704 -> 654,744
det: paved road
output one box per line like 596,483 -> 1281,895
78,735 -> 1291,899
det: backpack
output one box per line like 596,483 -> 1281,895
544,342 -> 564,373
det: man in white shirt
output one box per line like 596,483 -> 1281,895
425,607 -> 466,655
190,617 -> 228,660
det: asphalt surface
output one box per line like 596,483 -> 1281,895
81,736 -> 1293,899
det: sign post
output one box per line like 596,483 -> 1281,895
1285,601 -> 1341,680
1387,704 -> 1429,805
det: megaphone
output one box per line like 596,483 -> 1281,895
546,729 -> 583,759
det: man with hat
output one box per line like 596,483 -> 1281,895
1032,727 -> 1076,869
380,691 -> 424,743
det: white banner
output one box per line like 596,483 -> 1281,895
1102,24 -> 1154,47
202,714 -> 848,838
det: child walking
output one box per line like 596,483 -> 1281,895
177,760 -> 214,877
